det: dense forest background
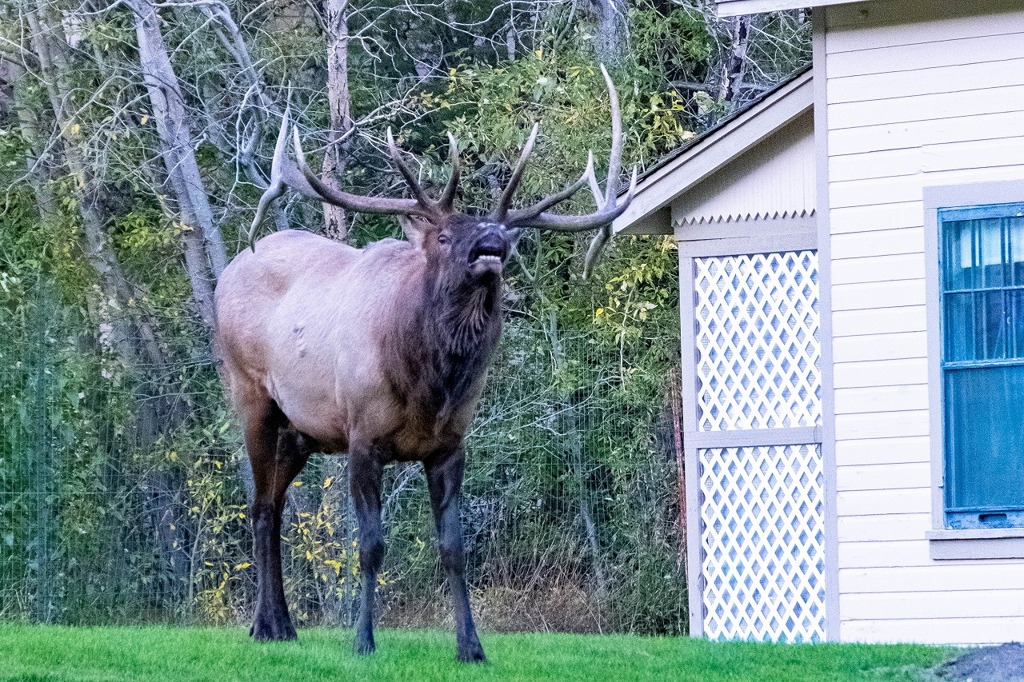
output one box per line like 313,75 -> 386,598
0,0 -> 808,634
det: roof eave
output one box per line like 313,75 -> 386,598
613,68 -> 813,235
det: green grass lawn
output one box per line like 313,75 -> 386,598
0,624 -> 953,682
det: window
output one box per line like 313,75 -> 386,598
939,201 -> 1024,530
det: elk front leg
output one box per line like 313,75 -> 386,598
351,445 -> 385,655
246,410 -> 310,641
426,452 -> 485,663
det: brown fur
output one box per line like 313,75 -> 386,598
215,216 -> 512,659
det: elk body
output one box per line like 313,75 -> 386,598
214,66 -> 634,662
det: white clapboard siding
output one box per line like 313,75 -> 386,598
829,84 -> 1024,130
838,540 -> 931,568
832,306 -> 927,338
831,254 -> 925,285
837,489 -> 933,517
827,205 -> 925,237
924,138 -> 1024,174
833,358 -> 927,389
831,279 -> 925,311
827,33 -> 1024,79
836,463 -> 931,492
829,148 -> 921,183
836,436 -> 931,467
826,0 -> 1024,643
826,0 -> 1024,51
830,110 -> 1024,157
841,564 -> 1024,595
830,176 -> 922,210
842,617 -> 1024,645
834,382 -> 928,413
838,513 -> 933,542
832,332 -> 928,364
843,590 -> 1024,621
829,57 -> 1024,104
832,228 -> 923,259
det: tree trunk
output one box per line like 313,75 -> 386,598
592,0 -> 627,67
720,15 -> 752,107
129,0 -> 228,302
321,0 -> 353,240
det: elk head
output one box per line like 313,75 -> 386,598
247,65 -> 637,280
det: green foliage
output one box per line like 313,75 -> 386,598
0,0 -> 809,636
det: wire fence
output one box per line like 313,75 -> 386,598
0,280 -> 687,634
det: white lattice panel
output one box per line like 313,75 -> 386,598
693,252 -> 821,431
699,444 -> 826,643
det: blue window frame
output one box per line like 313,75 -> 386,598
939,201 -> 1024,530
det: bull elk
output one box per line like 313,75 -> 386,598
214,65 -> 635,661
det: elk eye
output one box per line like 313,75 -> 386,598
438,234 -> 451,245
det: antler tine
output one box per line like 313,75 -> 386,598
583,226 -> 612,280
291,127 -> 426,217
600,63 -> 623,201
505,152 -> 595,225
511,164 -> 638,233
386,128 -> 436,210
438,132 -> 461,210
502,66 -> 637,279
491,121 -> 540,222
247,103 -> 295,247
584,151 -> 603,205
582,165 -> 638,279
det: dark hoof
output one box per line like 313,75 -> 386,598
457,643 -> 487,663
250,611 -> 297,641
353,633 -> 376,656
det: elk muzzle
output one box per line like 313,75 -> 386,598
467,226 -> 510,279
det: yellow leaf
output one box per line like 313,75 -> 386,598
292,481 -> 303,487
595,308 -> 604,316
71,123 -> 81,135
234,562 -> 251,570
534,49 -> 543,58
140,115 -> 149,125
323,477 -> 333,489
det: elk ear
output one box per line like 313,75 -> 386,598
398,215 -> 430,250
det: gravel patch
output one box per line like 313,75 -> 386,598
938,643 -> 1024,682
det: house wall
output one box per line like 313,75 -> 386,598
674,111 -> 815,225
823,0 -> 1024,644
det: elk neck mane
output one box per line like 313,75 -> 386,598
384,258 -> 503,423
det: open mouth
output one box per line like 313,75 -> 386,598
469,244 -> 506,266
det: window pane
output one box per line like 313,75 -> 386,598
943,218 -> 1006,290
943,218 -> 970,291
1009,216 -> 1024,286
943,292 -> 974,361
945,365 -> 1024,513
1012,289 -> 1024,360
944,291 -> 1009,362
975,291 -> 1008,360
943,219 -> 974,291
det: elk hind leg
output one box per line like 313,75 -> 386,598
246,402 -> 310,641
351,444 -> 384,655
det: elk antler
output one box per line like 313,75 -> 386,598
493,64 -> 638,277
248,66 -> 634,278
247,111 -> 461,245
